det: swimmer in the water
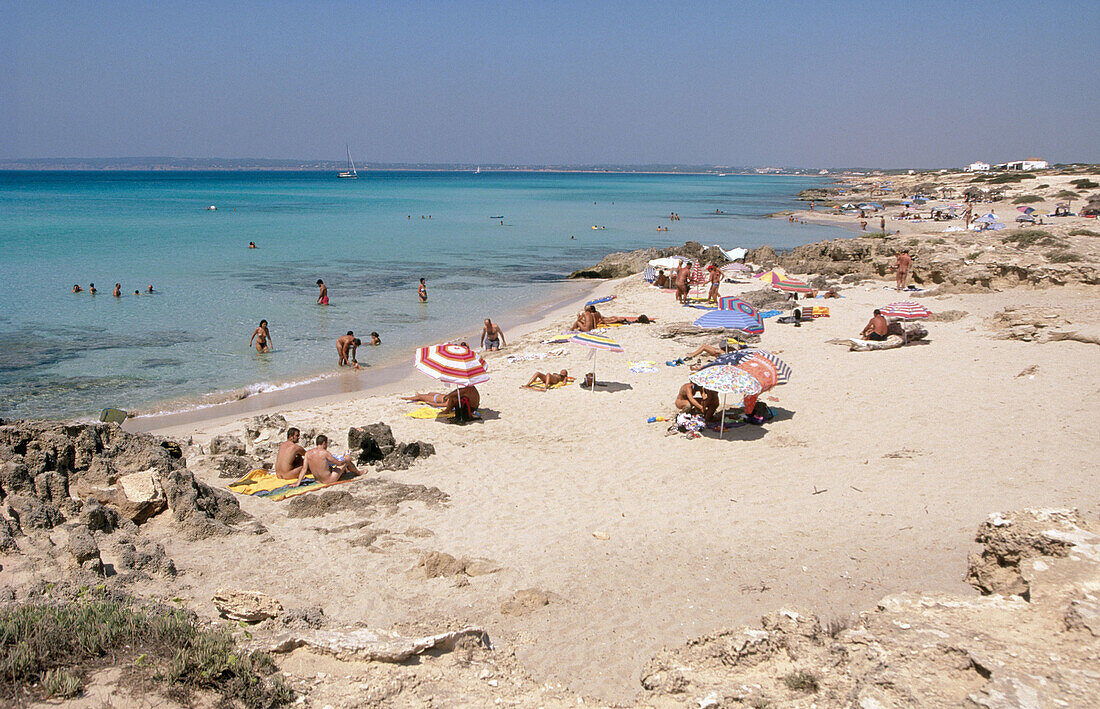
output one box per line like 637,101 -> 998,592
250,319 -> 273,353
72,284 -> 82,293
113,283 -> 121,297
370,331 -> 381,346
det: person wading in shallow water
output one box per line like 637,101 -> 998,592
250,320 -> 273,353
418,277 -> 427,303
316,279 -> 329,305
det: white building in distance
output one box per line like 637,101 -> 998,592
966,161 -> 991,172
996,158 -> 1048,171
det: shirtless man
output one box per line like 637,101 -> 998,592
297,434 -> 360,486
676,382 -> 719,421
249,319 -> 273,352
526,369 -> 568,390
89,283 -> 96,294
707,264 -> 721,303
570,305 -> 599,332
655,269 -> 668,288
894,250 -> 912,291
274,428 -> 306,481
113,283 -> 121,297
316,279 -> 329,305
674,262 -> 690,303
480,319 -> 506,350
72,284 -> 82,293
860,309 -> 889,341
337,332 -> 361,368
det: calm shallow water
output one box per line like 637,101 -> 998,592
0,171 -> 847,419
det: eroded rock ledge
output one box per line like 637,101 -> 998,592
641,508 -> 1100,707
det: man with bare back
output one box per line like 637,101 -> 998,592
274,428 -> 306,480
296,434 -> 360,486
674,262 -> 690,303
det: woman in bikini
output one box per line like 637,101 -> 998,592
249,320 -> 273,352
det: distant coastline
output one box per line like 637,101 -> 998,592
0,157 -> 874,175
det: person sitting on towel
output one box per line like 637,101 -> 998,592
655,269 -> 669,288
860,309 -> 889,341
274,428 -> 306,481
570,305 -> 600,332
526,369 -> 568,390
676,382 -> 718,421
295,434 -> 360,487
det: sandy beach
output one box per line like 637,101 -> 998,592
115,250 -> 1099,703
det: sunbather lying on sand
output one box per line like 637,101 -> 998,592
401,385 -> 481,415
525,369 -> 568,390
599,314 -> 654,324
676,382 -> 718,421
295,434 -> 360,487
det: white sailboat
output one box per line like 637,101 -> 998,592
475,165 -> 481,174
338,144 -> 358,179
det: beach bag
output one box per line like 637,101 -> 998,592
454,396 -> 474,423
745,402 -> 773,425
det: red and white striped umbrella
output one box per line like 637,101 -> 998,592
414,343 -> 490,386
880,301 -> 931,320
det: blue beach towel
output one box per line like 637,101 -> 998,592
586,295 -> 616,306
758,310 -> 783,319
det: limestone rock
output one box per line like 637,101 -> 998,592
281,606 -> 327,630
158,468 -> 246,538
348,423 -> 397,463
244,414 -> 288,441
115,538 -> 177,578
6,494 -> 63,530
78,500 -> 119,534
212,588 -> 282,623
214,454 -> 261,479
267,626 -> 488,662
206,435 -> 245,456
500,588 -> 554,616
67,526 -> 103,574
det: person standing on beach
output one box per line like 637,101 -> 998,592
418,277 -> 427,303
250,320 -> 273,353
316,279 -> 329,305
337,331 -> 361,368
707,264 -> 721,303
894,250 -> 912,291
113,283 -> 121,297
674,262 -> 690,303
481,319 -> 506,351
879,216 -> 886,232
274,428 -> 306,481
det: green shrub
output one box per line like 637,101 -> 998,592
1003,230 -> 1051,247
1070,179 -> 1099,189
0,590 -> 292,706
783,670 -> 820,693
1055,190 -> 1080,200
1037,184 -> 1049,189
1012,195 -> 1043,204
987,173 -> 1035,184
1068,228 -> 1099,237
1046,251 -> 1081,263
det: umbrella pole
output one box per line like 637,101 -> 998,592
591,352 -> 596,394
720,394 -> 726,438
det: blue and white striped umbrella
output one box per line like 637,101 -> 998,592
692,309 -> 765,335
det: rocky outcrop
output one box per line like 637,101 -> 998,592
986,305 -> 1100,345
640,509 -> 1100,707
347,423 -> 435,471
570,242 -> 733,279
0,421 -> 252,544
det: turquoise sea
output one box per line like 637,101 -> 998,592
0,171 -> 848,420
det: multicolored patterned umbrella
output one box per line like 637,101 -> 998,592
720,262 -> 750,275
1016,206 -> 1035,215
703,349 -> 791,385
758,271 -> 813,293
693,309 -> 765,335
570,333 -> 624,393
414,343 -> 490,386
880,301 -> 931,320
717,295 -> 761,319
688,365 -> 763,438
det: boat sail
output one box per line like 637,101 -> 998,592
338,144 -> 358,179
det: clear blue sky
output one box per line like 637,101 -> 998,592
3,0 -> 1098,167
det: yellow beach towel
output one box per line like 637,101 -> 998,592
227,468 -> 354,502
404,406 -> 454,419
